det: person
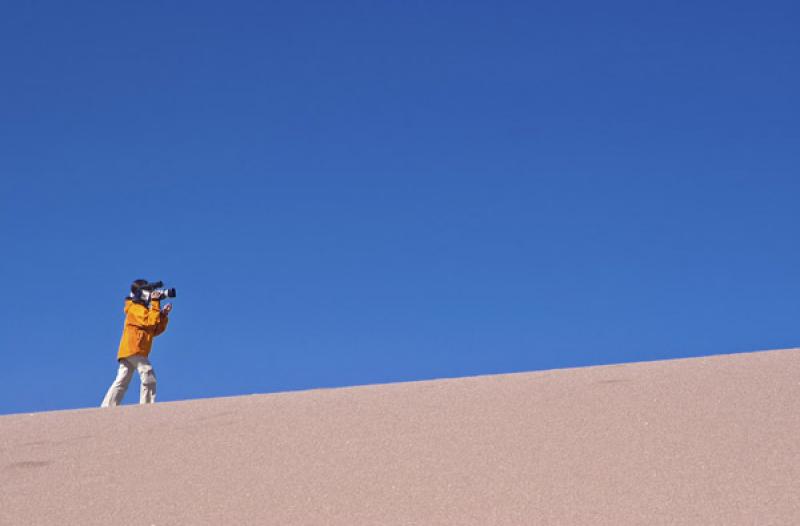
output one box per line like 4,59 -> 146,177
101,279 -> 173,407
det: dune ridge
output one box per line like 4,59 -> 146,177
2,348 -> 800,525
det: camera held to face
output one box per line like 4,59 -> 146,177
145,281 -> 177,299
131,280 -> 177,303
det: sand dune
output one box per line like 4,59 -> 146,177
2,348 -> 800,525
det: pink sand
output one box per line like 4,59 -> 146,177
2,348 -> 800,525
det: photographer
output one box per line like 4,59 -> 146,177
101,279 -> 173,407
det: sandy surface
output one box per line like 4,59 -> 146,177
2,349 -> 800,525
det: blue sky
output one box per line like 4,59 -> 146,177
1,1 -> 798,414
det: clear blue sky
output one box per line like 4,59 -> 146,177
1,1 -> 798,415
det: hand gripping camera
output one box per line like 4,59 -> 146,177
146,281 -> 177,299
131,280 -> 177,303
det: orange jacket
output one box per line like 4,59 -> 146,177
117,299 -> 169,359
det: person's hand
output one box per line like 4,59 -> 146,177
150,290 -> 163,300
162,303 -> 173,315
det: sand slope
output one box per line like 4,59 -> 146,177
2,349 -> 800,525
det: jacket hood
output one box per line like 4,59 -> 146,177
124,298 -> 144,313
125,297 -> 156,313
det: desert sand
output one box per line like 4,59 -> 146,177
2,348 -> 800,525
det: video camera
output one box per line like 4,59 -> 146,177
139,280 -> 177,299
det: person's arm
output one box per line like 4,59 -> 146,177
127,300 -> 163,330
154,304 -> 170,336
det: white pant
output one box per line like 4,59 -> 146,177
101,355 -> 157,407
